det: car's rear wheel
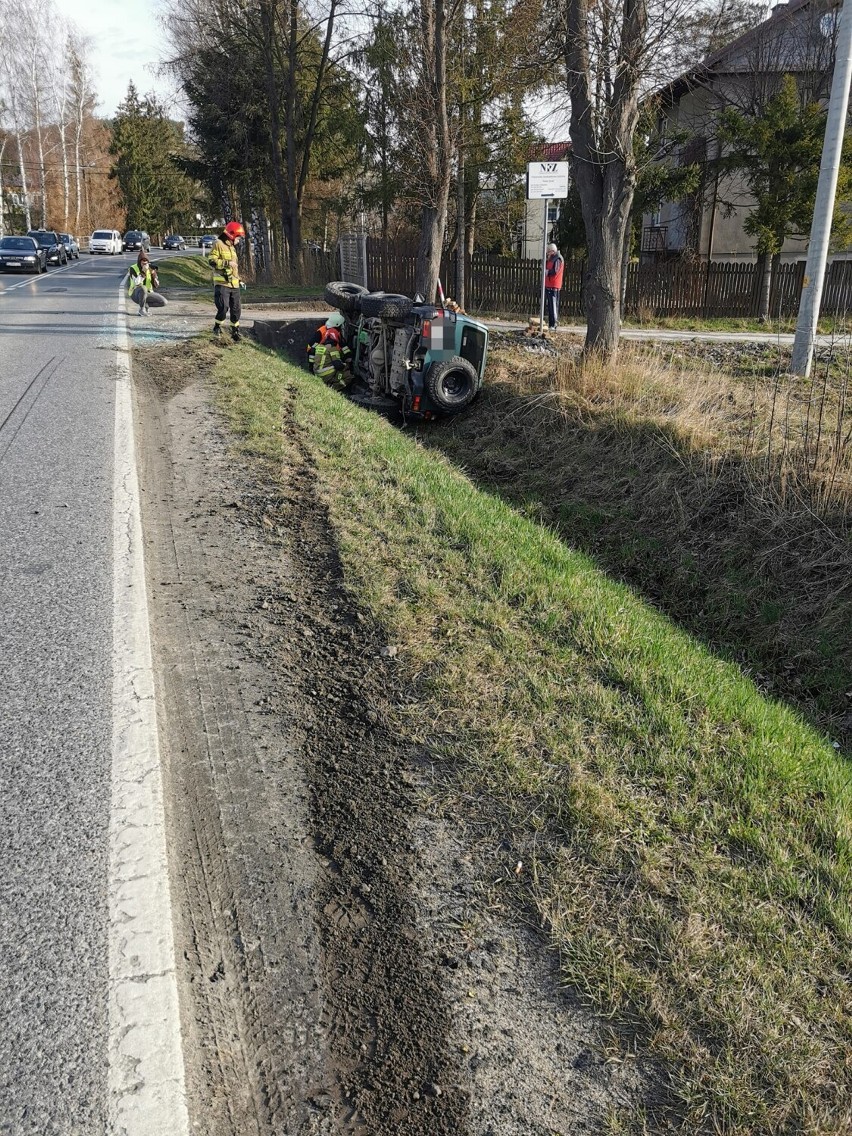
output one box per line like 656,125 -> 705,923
424,358 -> 479,413
360,291 -> 412,321
324,280 -> 367,315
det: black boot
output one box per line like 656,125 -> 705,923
232,327 -> 242,343
213,323 -> 222,337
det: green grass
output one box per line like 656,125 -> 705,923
211,342 -> 852,1134
153,253 -> 211,289
153,254 -> 324,304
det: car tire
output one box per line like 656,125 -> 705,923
324,280 -> 368,315
359,291 -> 413,321
424,358 -> 479,414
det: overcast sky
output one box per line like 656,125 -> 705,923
52,0 -> 181,118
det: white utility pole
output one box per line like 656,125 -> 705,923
791,0 -> 852,376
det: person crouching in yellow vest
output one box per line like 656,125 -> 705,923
310,312 -> 352,387
127,252 -> 168,316
208,220 -> 245,341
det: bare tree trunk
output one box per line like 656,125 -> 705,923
415,0 -> 454,299
0,139 -> 6,238
456,142 -> 465,307
68,40 -> 91,233
53,53 -> 71,229
16,131 -> 32,231
563,0 -> 646,361
620,224 -> 632,312
756,249 -> 775,322
274,0 -> 338,275
259,0 -> 289,270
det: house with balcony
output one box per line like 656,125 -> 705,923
642,0 -> 846,263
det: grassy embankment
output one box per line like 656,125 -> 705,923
208,340 -> 851,1134
155,253 -> 323,303
426,337 -> 852,748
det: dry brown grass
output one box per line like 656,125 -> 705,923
495,339 -> 852,518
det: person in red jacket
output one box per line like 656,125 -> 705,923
544,242 -> 565,330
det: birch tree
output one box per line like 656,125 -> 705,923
0,6 -> 32,230
67,34 -> 96,232
15,0 -> 54,226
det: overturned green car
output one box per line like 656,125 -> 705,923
324,281 -> 489,419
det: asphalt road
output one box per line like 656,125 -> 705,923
0,252 -> 186,1135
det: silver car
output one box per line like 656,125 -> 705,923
60,233 -> 80,259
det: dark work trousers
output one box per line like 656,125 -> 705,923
545,287 -> 560,329
214,284 -> 242,328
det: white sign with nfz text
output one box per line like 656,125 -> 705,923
526,161 -> 570,199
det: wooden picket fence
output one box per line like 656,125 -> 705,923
333,238 -> 852,320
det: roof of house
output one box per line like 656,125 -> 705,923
528,141 -> 572,161
658,0 -> 837,104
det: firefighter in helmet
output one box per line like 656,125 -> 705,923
209,220 -> 246,341
308,311 -> 352,385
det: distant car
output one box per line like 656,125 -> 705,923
89,229 -> 122,255
60,233 -> 80,259
163,234 -> 187,250
123,229 -> 150,252
27,229 -> 67,266
199,235 -> 215,252
0,235 -> 47,274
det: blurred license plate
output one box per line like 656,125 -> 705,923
6,261 -> 20,267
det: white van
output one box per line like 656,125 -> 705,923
89,229 -> 122,255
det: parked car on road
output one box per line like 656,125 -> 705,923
322,281 -> 488,420
27,229 -> 67,266
0,235 -> 48,274
60,233 -> 80,259
89,229 -> 122,255
163,234 -> 187,250
199,235 -> 215,252
122,229 -> 150,252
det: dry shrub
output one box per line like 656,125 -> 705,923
544,341 -> 852,518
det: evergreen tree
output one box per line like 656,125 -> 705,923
109,83 -> 197,234
717,74 -> 852,319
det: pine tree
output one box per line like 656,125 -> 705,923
109,83 -> 196,234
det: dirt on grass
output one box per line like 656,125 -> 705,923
131,326 -> 652,1135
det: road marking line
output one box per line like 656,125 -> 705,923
109,281 -> 189,1135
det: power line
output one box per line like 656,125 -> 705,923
0,162 -> 113,176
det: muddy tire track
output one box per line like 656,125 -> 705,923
135,344 -> 469,1135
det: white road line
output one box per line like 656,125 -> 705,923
0,259 -> 99,292
109,280 -> 189,1135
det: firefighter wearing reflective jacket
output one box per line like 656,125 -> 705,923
308,312 -> 352,385
209,220 -> 245,341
